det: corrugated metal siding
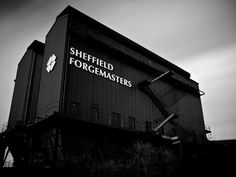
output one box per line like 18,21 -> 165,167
8,50 -> 34,129
36,15 -> 68,119
34,11 -> 206,143
27,53 -> 43,122
8,47 -> 44,129
71,20 -> 187,80
150,78 -> 206,143
67,34 -> 165,132
177,95 -> 206,143
66,30 -> 207,142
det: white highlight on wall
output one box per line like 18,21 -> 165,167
46,54 -> 57,73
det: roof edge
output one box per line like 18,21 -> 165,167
27,40 -> 45,54
57,6 -> 191,79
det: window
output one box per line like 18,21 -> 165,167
68,101 -> 80,116
90,106 -> 99,122
145,121 -> 152,131
128,117 -> 135,129
112,112 -> 121,128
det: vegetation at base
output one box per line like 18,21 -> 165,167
63,141 -> 180,177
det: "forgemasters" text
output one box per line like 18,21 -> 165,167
69,47 -> 132,88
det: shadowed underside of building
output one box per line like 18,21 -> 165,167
1,6 -> 208,170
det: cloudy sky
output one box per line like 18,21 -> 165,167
0,0 -> 236,140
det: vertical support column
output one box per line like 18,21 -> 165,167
0,145 -> 8,168
53,126 -> 59,167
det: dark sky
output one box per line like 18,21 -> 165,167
0,0 -> 236,139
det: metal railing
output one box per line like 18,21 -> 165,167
34,101 -> 152,132
36,101 -> 60,119
7,101 -> 164,133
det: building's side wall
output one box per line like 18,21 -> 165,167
36,15 -> 68,118
64,16 -> 207,143
36,10 -> 206,144
150,80 -> 207,143
26,53 -> 43,123
8,47 -> 44,130
66,34 -> 163,131
178,95 -> 206,144
8,50 -> 34,129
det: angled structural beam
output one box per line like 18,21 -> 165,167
137,70 -> 174,117
137,70 -> 173,88
172,140 -> 181,145
140,86 -> 169,117
161,135 -> 179,141
151,70 -> 173,84
138,71 -> 179,136
2,147 -> 10,167
154,113 -> 176,132
151,70 -> 205,97
138,71 -> 173,87
161,135 -> 180,145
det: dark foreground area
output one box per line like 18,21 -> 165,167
1,140 -> 236,177
188,139 -> 236,177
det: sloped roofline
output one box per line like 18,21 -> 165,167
27,40 -> 45,54
57,5 -> 190,78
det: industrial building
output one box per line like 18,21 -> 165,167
1,6 -> 208,169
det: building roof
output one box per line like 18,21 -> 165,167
57,6 -> 191,79
27,40 -> 45,54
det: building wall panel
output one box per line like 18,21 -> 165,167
37,16 -> 68,118
35,7 -> 207,143
8,51 -> 34,129
27,53 -> 43,122
66,34 -> 166,131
